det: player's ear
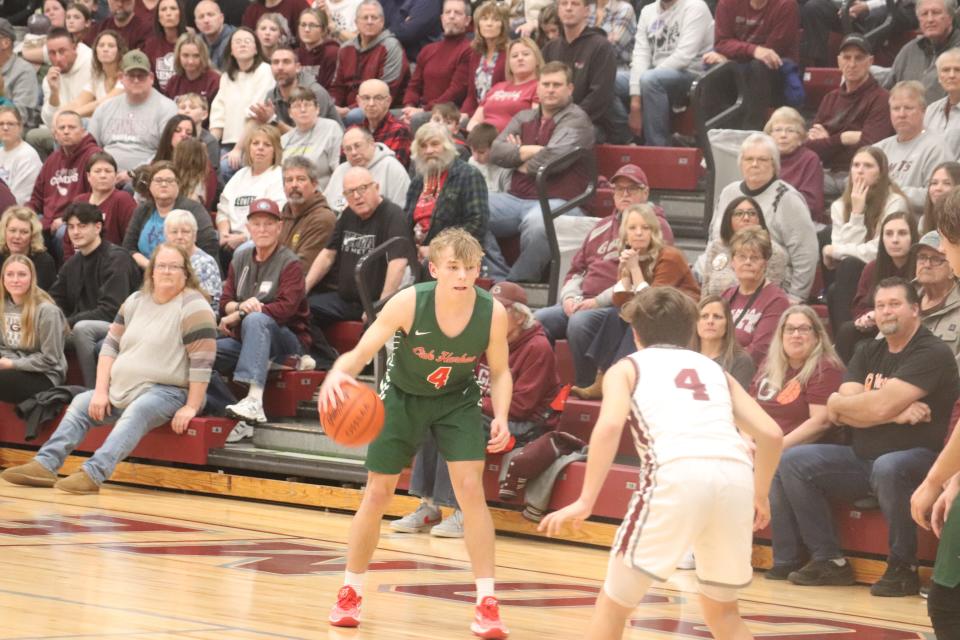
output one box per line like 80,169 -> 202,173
428,259 -> 438,279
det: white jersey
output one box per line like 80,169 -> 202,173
624,346 -> 751,469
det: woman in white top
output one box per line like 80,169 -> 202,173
209,28 -> 275,169
0,107 -> 41,204
217,124 -> 286,256
823,145 -> 909,329
67,30 -> 126,118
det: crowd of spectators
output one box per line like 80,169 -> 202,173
0,0 -> 959,607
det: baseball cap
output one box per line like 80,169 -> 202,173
121,49 -> 151,73
0,18 -> 16,41
610,164 -> 649,188
247,198 -> 282,219
839,34 -> 872,55
915,230 -> 944,253
490,281 -> 527,308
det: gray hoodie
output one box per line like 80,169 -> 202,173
323,142 -> 411,213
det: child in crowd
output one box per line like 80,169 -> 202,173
431,102 -> 471,161
467,123 -> 510,194
175,93 -> 220,170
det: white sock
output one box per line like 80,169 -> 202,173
475,577 -> 495,604
423,496 -> 436,508
247,384 -> 264,403
344,570 -> 365,596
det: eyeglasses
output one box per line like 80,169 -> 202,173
732,253 -> 765,264
784,324 -> 814,336
154,263 -> 185,272
917,253 -> 948,266
732,208 -> 759,219
152,177 -> 177,186
343,182 -> 374,199
299,22 -> 321,29
612,185 -> 647,195
357,94 -> 389,103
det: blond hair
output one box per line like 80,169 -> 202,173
759,305 -> 843,391
0,254 -> 61,351
428,227 -> 484,267
0,206 -> 46,254
619,203 -> 663,282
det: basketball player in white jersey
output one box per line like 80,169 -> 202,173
540,286 -> 783,640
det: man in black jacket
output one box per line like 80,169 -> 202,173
49,202 -> 141,388
542,0 -> 626,143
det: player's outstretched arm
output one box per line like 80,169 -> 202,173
539,359 -> 635,537
727,373 -> 784,531
485,300 -> 513,453
912,421 -> 960,530
318,288 -> 415,411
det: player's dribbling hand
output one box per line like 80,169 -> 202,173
318,369 -> 357,412
753,495 -> 771,531
486,418 -> 510,453
539,498 -> 591,537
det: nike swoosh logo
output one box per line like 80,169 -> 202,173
414,330 -> 430,336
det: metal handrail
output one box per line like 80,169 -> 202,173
354,235 -> 419,382
692,60 -> 748,233
535,146 -> 597,307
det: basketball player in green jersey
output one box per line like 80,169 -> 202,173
319,228 -> 513,639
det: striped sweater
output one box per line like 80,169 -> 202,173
102,288 -> 217,408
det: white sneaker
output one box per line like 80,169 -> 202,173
390,501 -> 442,533
430,510 -> 464,538
226,421 -> 255,443
226,397 -> 267,424
676,550 -> 696,570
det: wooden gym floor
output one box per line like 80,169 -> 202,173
0,483 -> 936,639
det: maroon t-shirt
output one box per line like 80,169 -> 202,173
242,0 -> 310,32
297,40 -> 339,89
142,35 -> 177,92
751,360 -> 844,434
164,69 -> 221,104
725,282 -> 791,365
96,14 -> 153,50
64,190 -> 137,260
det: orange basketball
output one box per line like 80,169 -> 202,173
320,383 -> 385,447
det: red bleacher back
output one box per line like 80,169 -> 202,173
595,145 -> 703,191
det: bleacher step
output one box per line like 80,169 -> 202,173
206,445 -> 368,484
250,419 -> 367,459
657,191 -> 707,239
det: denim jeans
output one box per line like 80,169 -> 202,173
770,443 -> 937,567
638,67 -> 697,147
483,193 -> 582,282
604,69 -> 633,145
566,306 -> 616,386
214,312 -> 303,388
66,320 -> 111,388
410,415 -> 542,509
34,384 -> 188,485
534,304 -> 571,341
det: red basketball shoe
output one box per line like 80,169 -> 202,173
328,585 -> 362,627
470,595 -> 509,638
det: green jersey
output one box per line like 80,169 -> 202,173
382,281 -> 493,397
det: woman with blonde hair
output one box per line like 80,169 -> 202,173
764,106 -> 824,221
570,203 -> 699,398
0,254 -> 68,403
751,305 -> 844,449
217,124 -> 286,259
164,32 -> 221,105
0,206 -> 56,290
466,37 -> 542,132
461,1 -> 509,118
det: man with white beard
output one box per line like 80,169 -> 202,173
403,122 -> 488,262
